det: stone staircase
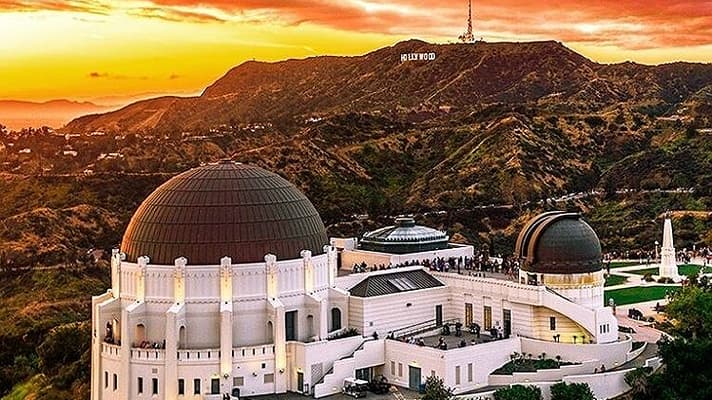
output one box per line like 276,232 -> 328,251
314,339 -> 385,398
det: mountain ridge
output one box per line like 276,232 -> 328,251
63,39 -> 712,134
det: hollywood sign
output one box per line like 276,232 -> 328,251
400,52 -> 436,62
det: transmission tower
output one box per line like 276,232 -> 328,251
458,0 -> 476,43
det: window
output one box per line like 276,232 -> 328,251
233,377 -> 244,386
600,323 -> 610,334
138,377 -> 143,394
467,363 -> 473,382
483,306 -> 492,330
113,374 -> 118,391
465,303 -> 473,326
178,379 -> 185,395
398,363 -> 403,377
391,361 -> 396,375
104,371 -> 108,388
264,373 -> 275,384
550,317 -> 556,331
331,308 -> 342,331
152,378 -> 158,395
193,379 -> 201,395
431,370 -> 436,377
285,310 -> 298,341
455,366 -> 461,385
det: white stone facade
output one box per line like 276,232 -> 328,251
92,250 -> 622,400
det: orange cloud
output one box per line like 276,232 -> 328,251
1,0 -> 710,50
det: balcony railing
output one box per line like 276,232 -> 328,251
130,348 -> 165,361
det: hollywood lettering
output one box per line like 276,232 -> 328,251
400,52 -> 437,62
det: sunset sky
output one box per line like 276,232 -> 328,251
1,0 -> 711,104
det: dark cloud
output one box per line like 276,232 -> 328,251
87,72 -> 148,80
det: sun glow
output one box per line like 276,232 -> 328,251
1,1 -> 710,104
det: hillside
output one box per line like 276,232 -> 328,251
64,40 -> 712,133
56,39 -> 712,208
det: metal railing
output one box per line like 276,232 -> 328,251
389,318 -> 461,339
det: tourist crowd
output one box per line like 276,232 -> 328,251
351,253 -> 520,280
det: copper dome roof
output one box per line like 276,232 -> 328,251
120,161 -> 328,265
515,212 -> 602,274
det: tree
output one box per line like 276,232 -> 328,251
625,367 -> 652,398
664,285 -> 712,339
628,282 -> 712,400
493,385 -> 542,400
550,382 -> 594,400
422,376 -> 453,400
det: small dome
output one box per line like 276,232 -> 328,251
515,212 -> 602,274
120,161 -> 328,265
359,217 -> 449,254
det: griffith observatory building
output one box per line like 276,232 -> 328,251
91,161 -> 630,400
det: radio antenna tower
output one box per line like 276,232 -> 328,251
458,0 -> 476,43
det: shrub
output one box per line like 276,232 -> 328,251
422,376 -> 453,400
493,385 -> 542,400
550,382 -> 595,400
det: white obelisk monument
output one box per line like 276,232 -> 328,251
659,214 -> 680,281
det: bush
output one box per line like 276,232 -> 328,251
550,382 -> 595,400
422,376 -> 453,400
643,273 -> 655,282
493,385 -> 542,400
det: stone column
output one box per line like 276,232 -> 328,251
173,257 -> 186,304
164,308 -> 179,400
325,245 -> 337,287
136,256 -> 148,302
272,302 -> 287,393
119,307 -> 131,396
219,257 -> 233,392
111,249 -> 122,298
302,250 -> 314,294
319,298 -> 328,339
266,254 -> 278,299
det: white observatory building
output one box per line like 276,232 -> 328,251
92,161 -> 630,400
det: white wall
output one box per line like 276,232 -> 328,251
350,286 -> 450,337
520,336 -> 632,369
383,338 -> 520,394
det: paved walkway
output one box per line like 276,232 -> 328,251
604,261 -> 691,290
614,300 -> 667,343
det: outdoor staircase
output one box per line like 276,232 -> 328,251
313,338 -> 385,398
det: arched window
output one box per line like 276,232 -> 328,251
331,308 -> 342,332
266,321 -> 274,342
135,324 -> 146,345
306,315 -> 315,338
178,326 -> 186,349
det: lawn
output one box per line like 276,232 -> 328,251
604,286 -> 680,306
628,264 -> 710,276
608,261 -> 645,269
605,274 -> 628,287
